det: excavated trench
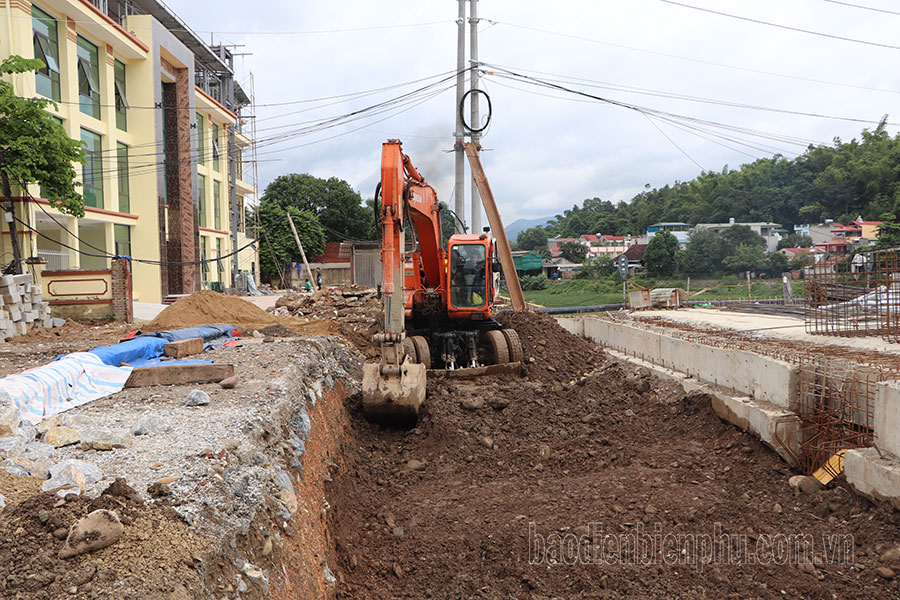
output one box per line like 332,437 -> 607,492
315,311 -> 900,599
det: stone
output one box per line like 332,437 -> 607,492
262,336 -> 275,343
185,389 -> 211,406
19,420 -> 36,444
798,476 -> 825,494
880,547 -> 900,563
132,415 -> 166,436
43,463 -> 87,495
219,376 -> 239,389
406,459 -> 426,471
2,458 -> 30,477
0,391 -> 20,438
79,428 -> 130,451
43,426 -> 80,447
773,503 -> 783,514
0,435 -> 25,458
156,476 -> 179,485
581,413 -> 603,424
241,563 -> 268,594
488,397 -> 510,410
59,509 -> 124,559
261,537 -> 273,556
49,460 -> 102,485
480,436 -> 495,449
0,493 -> 5,509
460,398 -> 484,411
24,441 -> 55,461
877,566 -> 896,580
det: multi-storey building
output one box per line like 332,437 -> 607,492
1,0 -> 259,303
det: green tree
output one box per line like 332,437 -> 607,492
721,225 -> 766,249
777,232 -> 813,250
0,55 -> 86,272
765,251 -> 789,277
874,213 -> 900,249
516,226 -> 548,252
578,255 -> 616,279
722,243 -> 766,273
644,231 -> 679,276
257,199 -> 326,284
560,241 -> 588,263
682,229 -> 726,275
261,173 -> 373,242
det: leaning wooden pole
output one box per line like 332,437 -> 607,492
463,142 -> 526,311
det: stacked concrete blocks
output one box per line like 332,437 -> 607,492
0,274 -> 62,340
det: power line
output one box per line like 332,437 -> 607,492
659,0 -> 900,51
643,114 -> 706,171
823,0 -> 900,17
493,21 -> 900,95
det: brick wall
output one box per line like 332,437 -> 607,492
111,257 -> 133,323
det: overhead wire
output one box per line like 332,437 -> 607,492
823,0 -> 900,16
659,0 -> 900,51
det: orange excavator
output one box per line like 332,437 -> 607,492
361,139 -> 524,422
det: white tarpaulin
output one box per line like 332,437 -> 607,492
1,352 -> 132,424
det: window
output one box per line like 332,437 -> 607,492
77,36 -> 100,119
198,174 -> 206,227
449,244 -> 487,308
213,182 -> 221,230
80,129 -> 103,208
200,236 -> 209,281
32,6 -> 60,101
114,224 -> 131,257
212,123 -> 220,171
117,143 -> 130,213
196,113 -> 205,165
114,60 -> 127,131
216,238 -> 224,281
235,148 -> 243,180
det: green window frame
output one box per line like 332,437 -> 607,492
76,36 -> 100,119
212,123 -> 220,171
114,224 -> 131,257
196,113 -> 205,165
216,238 -> 224,280
213,182 -> 221,230
114,60 -> 127,131
198,174 -> 207,228
32,6 -> 60,101
200,236 -> 209,280
80,129 -> 103,208
117,143 -> 130,213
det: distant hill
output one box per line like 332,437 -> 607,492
504,216 -> 554,241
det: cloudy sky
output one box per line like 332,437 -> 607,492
168,0 -> 900,228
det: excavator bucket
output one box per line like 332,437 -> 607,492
361,358 -> 427,423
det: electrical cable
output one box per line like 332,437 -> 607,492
642,114 -> 706,170
659,0 -> 900,51
824,0 -> 900,16
459,88 -> 492,133
493,20 -> 900,95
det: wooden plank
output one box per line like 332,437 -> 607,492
163,337 -> 204,359
124,363 -> 234,388
463,142 -> 526,312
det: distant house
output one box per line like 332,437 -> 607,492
853,220 -> 883,239
618,243 -> 648,272
694,218 -> 783,252
577,234 -> 600,245
779,247 -> 812,258
815,240 -> 850,255
646,222 -> 691,248
830,222 -> 862,238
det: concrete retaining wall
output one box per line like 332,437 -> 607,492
562,317 -> 798,410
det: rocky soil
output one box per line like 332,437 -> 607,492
326,311 -> 900,599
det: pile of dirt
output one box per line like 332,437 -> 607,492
0,478 -> 209,599
144,290 -> 280,333
273,288 -> 380,357
326,310 -> 900,599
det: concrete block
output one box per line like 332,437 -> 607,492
8,307 -> 21,322
875,381 -> 900,458
163,337 -> 204,359
1,291 -> 19,305
708,392 -> 800,466
51,318 -> 66,328
845,448 -> 900,509
12,274 -> 32,285
0,275 -> 14,288
22,311 -> 34,324
15,322 -> 26,336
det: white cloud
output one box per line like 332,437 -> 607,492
169,0 -> 900,227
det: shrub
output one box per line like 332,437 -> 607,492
520,274 -> 549,290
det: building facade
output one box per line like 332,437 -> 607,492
1,0 -> 259,303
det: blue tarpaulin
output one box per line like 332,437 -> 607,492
87,325 -> 237,367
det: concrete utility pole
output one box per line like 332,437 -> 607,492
468,0 -> 482,234
286,212 -> 318,291
454,0 -> 467,234
228,126 -> 239,289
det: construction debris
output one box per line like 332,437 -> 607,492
0,274 -> 59,340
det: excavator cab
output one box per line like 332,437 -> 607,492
448,237 -> 490,316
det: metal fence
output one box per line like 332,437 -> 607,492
36,250 -> 69,272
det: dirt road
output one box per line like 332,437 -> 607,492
326,312 -> 900,599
